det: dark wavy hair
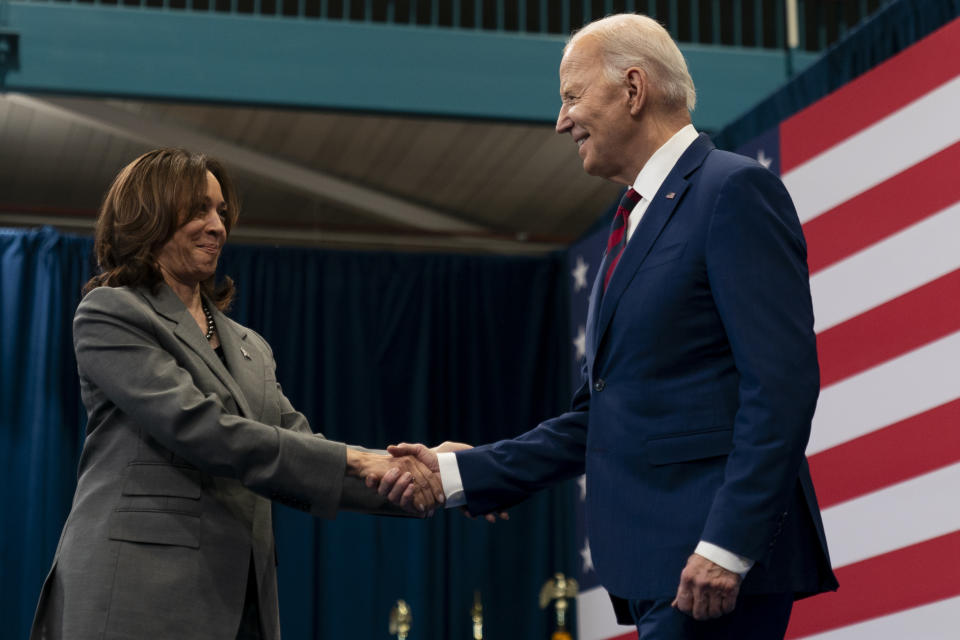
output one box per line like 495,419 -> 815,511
84,148 -> 240,310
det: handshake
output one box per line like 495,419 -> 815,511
345,442 -> 507,521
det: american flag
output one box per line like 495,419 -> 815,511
569,16 -> 960,639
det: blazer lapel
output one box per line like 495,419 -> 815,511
213,310 -> 266,421
592,134 -> 714,359
143,284 -> 256,419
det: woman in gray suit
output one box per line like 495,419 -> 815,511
30,148 -> 442,640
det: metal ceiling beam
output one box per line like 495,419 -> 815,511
0,212 -> 562,255
6,93 -> 486,235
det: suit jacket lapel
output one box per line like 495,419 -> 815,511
592,134 -> 714,361
143,284 -> 256,419
585,249 -> 608,371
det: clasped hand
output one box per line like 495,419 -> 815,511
354,442 -> 508,522
346,448 -> 444,515
672,553 -> 742,620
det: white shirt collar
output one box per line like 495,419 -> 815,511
631,124 -> 699,202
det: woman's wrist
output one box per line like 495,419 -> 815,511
345,449 -> 369,476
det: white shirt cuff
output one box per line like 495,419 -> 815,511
694,541 -> 754,578
436,452 -> 466,508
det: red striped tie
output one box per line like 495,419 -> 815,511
603,187 -> 642,291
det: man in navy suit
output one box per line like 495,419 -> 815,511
384,13 -> 837,638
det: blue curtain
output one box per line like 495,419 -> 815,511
2,227 -> 576,639
714,0 -> 960,151
0,227 -> 92,639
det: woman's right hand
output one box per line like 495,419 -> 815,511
347,449 -> 444,515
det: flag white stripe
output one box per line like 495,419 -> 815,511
809,201 -> 960,333
794,595 -> 960,640
808,329 -> 960,454
819,462 -> 960,568
783,75 -> 960,224
577,586 -> 634,640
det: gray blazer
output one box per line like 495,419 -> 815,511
31,284 -> 399,640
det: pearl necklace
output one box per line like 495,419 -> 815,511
201,301 -> 216,341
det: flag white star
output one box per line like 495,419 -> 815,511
756,149 -> 772,169
571,255 -> 589,292
572,325 -> 586,360
581,537 -> 594,573
577,474 -> 587,501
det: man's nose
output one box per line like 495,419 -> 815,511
556,106 -> 572,134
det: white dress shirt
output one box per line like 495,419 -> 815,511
437,124 -> 754,578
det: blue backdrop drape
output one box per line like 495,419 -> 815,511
1,227 -> 92,640
1,226 -> 576,640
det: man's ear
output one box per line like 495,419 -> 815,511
625,67 -> 647,116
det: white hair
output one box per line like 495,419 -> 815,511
566,13 -> 696,112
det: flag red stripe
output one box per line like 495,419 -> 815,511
808,398 -> 960,510
780,16 -> 960,172
816,268 -> 960,387
785,530 -> 960,638
609,632 -> 637,640
804,141 -> 960,274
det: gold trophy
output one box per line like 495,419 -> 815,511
539,573 -> 579,640
471,590 -> 483,640
388,599 -> 412,640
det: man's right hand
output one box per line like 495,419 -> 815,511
386,442 -> 508,523
387,440 -> 470,472
386,442 -> 442,473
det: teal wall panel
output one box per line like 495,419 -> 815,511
4,3 -> 817,131
685,44 -> 819,131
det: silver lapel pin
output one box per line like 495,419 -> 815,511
665,192 -> 676,199
240,346 -> 252,360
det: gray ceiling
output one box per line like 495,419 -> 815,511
0,93 -> 623,254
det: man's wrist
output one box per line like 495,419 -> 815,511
694,541 -> 754,578
436,452 -> 467,508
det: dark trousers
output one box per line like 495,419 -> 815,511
629,593 -> 794,640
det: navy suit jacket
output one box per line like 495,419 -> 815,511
456,135 -> 838,612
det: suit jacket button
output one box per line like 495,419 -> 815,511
593,379 -> 606,392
